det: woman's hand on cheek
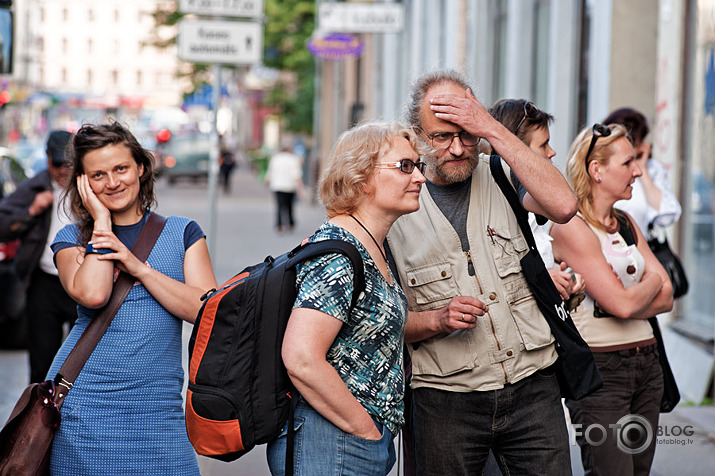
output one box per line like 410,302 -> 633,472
78,174 -> 111,224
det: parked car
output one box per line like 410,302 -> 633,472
0,151 -> 29,348
156,131 -> 211,185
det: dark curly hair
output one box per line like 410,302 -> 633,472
602,107 -> 649,146
63,121 -> 157,245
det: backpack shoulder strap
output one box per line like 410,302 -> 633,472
286,239 -> 366,309
488,155 -> 538,251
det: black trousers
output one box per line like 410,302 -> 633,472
27,269 -> 77,383
275,191 -> 296,229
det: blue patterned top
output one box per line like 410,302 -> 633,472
46,215 -> 201,475
294,222 -> 408,434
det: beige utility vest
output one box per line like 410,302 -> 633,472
387,155 -> 557,392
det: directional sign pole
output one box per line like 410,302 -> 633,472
207,63 -> 221,257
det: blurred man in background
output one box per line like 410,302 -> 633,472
0,130 -> 77,383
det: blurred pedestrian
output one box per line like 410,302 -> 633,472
46,121 -> 217,474
219,139 -> 236,194
0,130 -> 77,383
550,123 -> 673,475
267,122 -> 425,475
265,142 -> 304,233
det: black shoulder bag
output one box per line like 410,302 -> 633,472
647,222 -> 689,299
489,156 -> 602,400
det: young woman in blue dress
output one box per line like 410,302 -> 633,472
47,122 -> 217,475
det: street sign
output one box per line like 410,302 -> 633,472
319,2 -> 404,33
179,0 -> 263,18
178,19 -> 262,64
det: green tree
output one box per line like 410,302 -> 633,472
263,0 -> 316,134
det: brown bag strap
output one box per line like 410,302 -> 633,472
53,212 -> 167,405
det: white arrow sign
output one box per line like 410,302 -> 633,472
179,0 -> 263,18
178,19 -> 263,64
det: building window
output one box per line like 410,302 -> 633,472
38,37 -> 44,53
87,69 -> 93,84
115,10 -> 120,22
40,8 -> 44,23
114,40 -> 120,55
88,9 -> 94,22
88,39 -> 93,54
62,68 -> 67,83
62,38 -> 68,54
63,8 -> 68,22
111,70 -> 119,85
136,70 -> 142,86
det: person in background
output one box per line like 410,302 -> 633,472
219,137 -> 236,194
266,142 -> 304,234
387,69 -> 577,475
550,123 -> 673,475
267,122 -> 425,475
604,107 -> 681,234
47,121 -> 217,474
0,130 -> 77,383
489,98 -> 586,303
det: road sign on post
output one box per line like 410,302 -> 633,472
178,19 -> 262,65
179,0 -> 263,18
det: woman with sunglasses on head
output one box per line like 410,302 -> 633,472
550,123 -> 673,476
603,107 -> 681,235
46,122 -> 217,475
489,99 -> 586,305
266,122 -> 425,476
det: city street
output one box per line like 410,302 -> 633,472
1,167 -> 713,475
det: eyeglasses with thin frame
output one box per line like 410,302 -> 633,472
585,123 -> 612,163
514,101 -> 539,134
376,158 -> 427,175
418,127 -> 480,149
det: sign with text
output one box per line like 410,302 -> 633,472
178,19 -> 262,64
319,2 -> 404,33
179,0 -> 263,18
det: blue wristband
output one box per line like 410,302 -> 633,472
85,243 -> 113,255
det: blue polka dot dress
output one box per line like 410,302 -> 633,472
46,216 -> 200,475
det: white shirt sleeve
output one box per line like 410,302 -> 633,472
647,159 -> 682,229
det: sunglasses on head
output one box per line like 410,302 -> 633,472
585,123 -> 612,162
514,101 -> 539,134
376,158 -> 427,174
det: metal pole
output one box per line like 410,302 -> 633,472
207,63 -> 221,257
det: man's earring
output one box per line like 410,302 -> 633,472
596,177 -> 601,183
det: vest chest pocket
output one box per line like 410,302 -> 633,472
488,226 -> 528,277
406,263 -> 457,309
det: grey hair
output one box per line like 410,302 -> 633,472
404,69 -> 472,127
